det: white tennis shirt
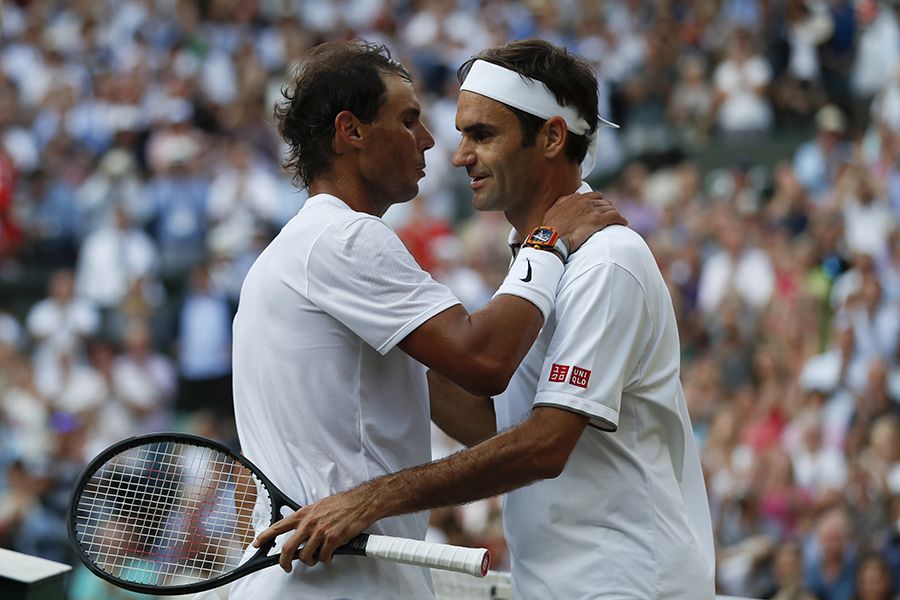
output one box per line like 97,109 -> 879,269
231,194 -> 459,600
496,196 -> 716,598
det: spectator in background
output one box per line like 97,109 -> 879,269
74,203 -> 159,321
0,460 -> 41,552
697,212 -> 775,317
668,53 -> 715,150
799,323 -> 867,450
0,147 -> 22,266
427,235 -> 492,312
804,506 -> 859,600
850,0 -> 899,130
0,352 -> 48,466
769,0 -> 833,127
880,493 -> 900,595
851,553 -> 895,600
879,230 -> 900,304
611,161 -> 659,237
17,167 -> 78,270
818,0 -> 858,113
396,196 -> 454,273
24,269 -> 99,395
787,409 -> 849,497
0,309 -> 23,351
837,164 -> 896,259
712,27 -> 774,137
75,147 -> 150,240
111,317 -> 176,435
841,276 -> 900,367
173,263 -> 233,420
854,413 -> 900,497
206,137 -> 284,255
770,541 -> 817,600
145,107 -> 210,284
793,104 -> 853,206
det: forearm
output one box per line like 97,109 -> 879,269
428,371 -> 497,447
363,429 -> 542,521
360,407 -> 587,522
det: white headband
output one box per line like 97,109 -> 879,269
459,59 -> 618,177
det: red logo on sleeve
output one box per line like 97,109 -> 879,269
569,367 -> 591,388
548,364 -> 570,383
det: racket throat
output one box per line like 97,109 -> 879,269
340,534 -> 369,557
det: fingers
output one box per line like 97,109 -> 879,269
317,535 -> 341,564
298,530 -> 324,567
251,512 -> 342,573
253,515 -> 298,548
595,205 -> 628,227
280,528 -> 314,572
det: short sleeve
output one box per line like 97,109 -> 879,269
533,263 -> 652,431
306,216 -> 460,354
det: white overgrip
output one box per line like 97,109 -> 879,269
363,535 -> 490,577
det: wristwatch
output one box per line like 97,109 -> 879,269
524,226 -> 569,261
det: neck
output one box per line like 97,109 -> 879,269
309,167 -> 387,217
508,166 -> 582,240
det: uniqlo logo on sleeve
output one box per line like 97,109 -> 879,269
548,364 -> 570,383
569,367 -> 591,389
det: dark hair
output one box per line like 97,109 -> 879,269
275,40 -> 412,188
457,40 -> 599,165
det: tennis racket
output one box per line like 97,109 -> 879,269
67,432 -> 490,595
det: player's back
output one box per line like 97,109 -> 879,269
231,194 -> 442,599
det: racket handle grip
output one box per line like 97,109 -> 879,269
364,534 -> 490,577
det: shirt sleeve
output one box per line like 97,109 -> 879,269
533,263 -> 652,431
306,216 -> 460,355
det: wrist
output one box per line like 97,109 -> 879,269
494,247 -> 565,321
523,226 -> 569,262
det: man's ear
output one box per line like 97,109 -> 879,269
542,116 -> 568,159
333,110 -> 363,153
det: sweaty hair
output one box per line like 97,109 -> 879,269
457,40 -> 599,165
275,40 -> 412,189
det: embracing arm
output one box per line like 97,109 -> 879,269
428,369 -> 496,447
254,406 -> 588,571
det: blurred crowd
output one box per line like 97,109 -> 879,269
0,0 -> 899,599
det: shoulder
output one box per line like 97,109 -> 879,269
566,225 -> 653,273
286,194 -> 393,245
561,226 -> 656,295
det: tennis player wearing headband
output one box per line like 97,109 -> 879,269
231,40 -> 624,600
257,39 -> 715,600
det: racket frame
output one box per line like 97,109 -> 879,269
67,432 -> 367,595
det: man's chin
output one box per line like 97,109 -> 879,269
397,184 -> 420,204
471,192 -> 494,213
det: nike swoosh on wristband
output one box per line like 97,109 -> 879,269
520,259 -> 532,282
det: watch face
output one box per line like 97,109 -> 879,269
531,228 -> 554,243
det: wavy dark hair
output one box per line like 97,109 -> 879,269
275,40 -> 412,189
457,40 -> 599,165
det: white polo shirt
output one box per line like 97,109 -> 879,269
495,195 -> 715,599
231,194 -> 459,600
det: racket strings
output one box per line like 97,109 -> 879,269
73,441 -> 272,587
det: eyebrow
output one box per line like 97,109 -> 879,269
458,122 -> 493,134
